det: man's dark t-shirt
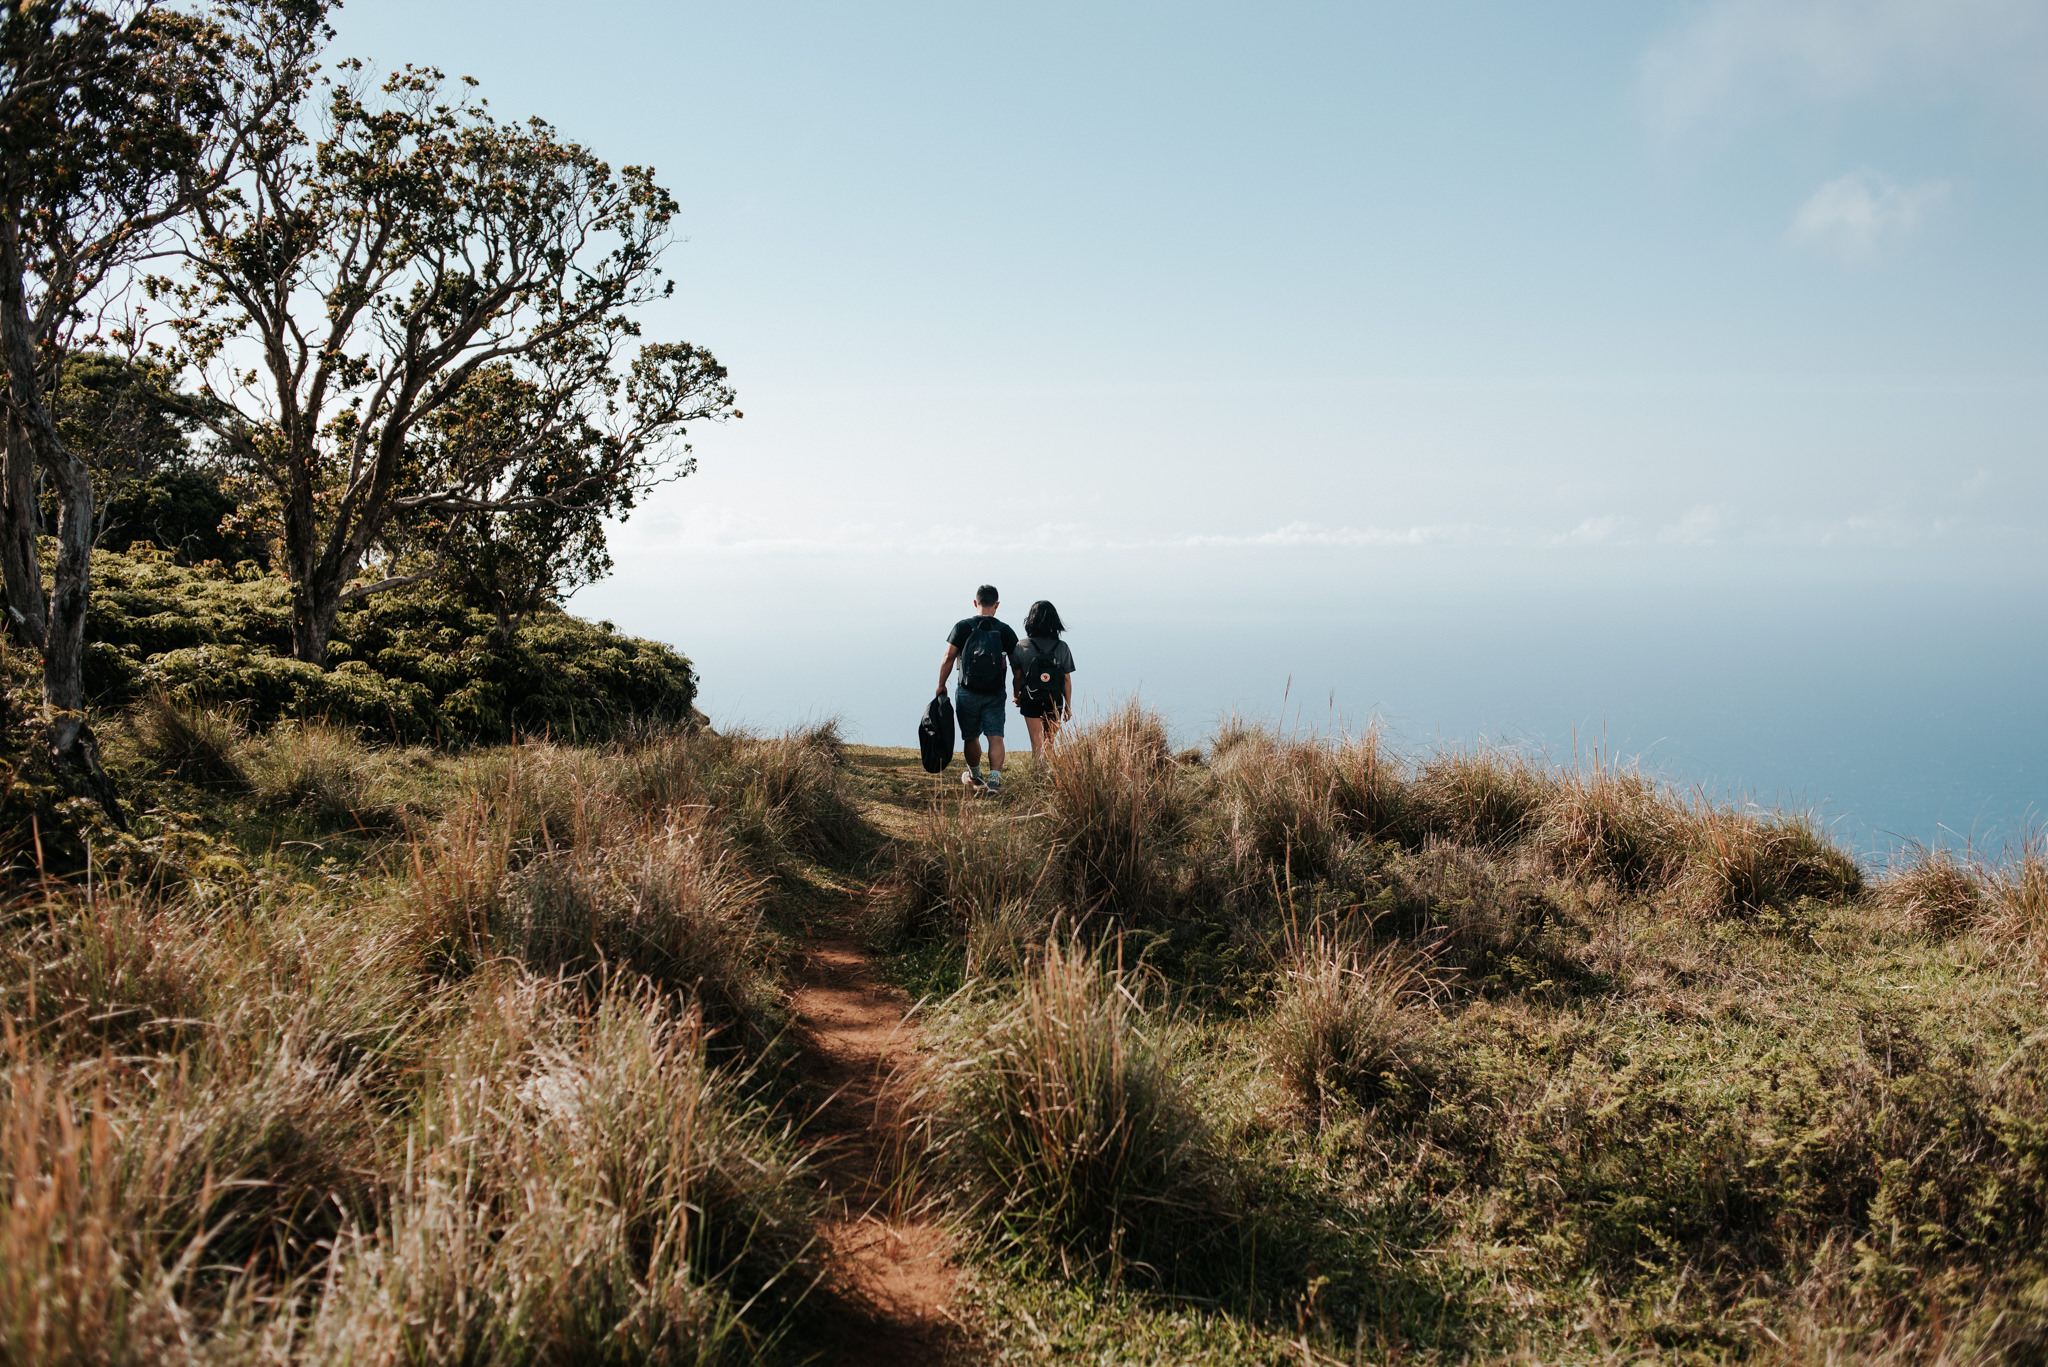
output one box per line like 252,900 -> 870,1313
947,616 -> 1018,695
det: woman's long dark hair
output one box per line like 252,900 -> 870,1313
1024,600 -> 1065,638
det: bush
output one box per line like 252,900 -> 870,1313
929,941 -> 1233,1284
82,547 -> 695,746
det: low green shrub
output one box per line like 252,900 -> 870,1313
81,547 -> 695,747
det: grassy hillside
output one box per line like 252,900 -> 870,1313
1,679 -> 2044,1363
872,712 -> 2048,1363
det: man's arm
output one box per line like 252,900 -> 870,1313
937,644 -> 959,696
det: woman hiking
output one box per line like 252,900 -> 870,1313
1012,600 -> 1076,763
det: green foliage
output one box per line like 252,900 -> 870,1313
104,468 -> 269,568
82,546 -> 694,745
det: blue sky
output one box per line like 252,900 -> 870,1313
328,0 -> 2047,579
332,1 -> 2046,824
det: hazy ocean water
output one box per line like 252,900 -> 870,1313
584,559 -> 2045,864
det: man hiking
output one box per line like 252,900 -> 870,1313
937,584 -> 1018,793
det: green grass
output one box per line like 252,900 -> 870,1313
877,710 -> 2048,1363
7,695 -> 2045,1363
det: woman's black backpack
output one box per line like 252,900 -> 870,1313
1017,639 -> 1067,710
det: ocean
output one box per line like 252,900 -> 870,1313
581,551 -> 2046,864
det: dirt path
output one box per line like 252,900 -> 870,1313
792,929 -> 971,1366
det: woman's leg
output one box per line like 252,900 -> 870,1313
1025,714 -> 1047,761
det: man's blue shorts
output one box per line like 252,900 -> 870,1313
954,686 -> 1007,740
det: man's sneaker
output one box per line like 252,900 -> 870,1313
961,769 -> 985,791
985,772 -> 1004,795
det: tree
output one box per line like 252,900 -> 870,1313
166,62 -> 737,666
0,0 -> 311,805
392,360 -> 660,645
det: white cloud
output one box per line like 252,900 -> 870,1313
1788,171 -> 1948,264
1123,521 -> 1482,550
605,503 -> 2018,563
1659,504 -> 1731,545
1548,515 -> 1628,546
1641,0 -> 2048,140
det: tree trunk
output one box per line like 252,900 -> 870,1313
0,414 -> 46,647
0,221 -> 123,828
290,571 -> 342,666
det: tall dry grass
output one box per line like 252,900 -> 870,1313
1410,747 -> 1551,849
132,691 -> 248,789
1536,758 -> 1690,893
1876,846 -> 1989,934
927,940 -> 1233,1284
275,978 -> 816,1367
1984,838 -> 2048,966
1675,806 -> 1863,918
0,721 -> 849,1362
1210,724 -> 1404,880
1267,930 -> 1438,1122
1035,703 -> 1186,920
874,796 -> 1048,971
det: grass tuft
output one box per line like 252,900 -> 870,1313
1677,807 -> 1863,917
131,691 -> 248,789
929,940 -> 1233,1285
1267,930 -> 1437,1122
1876,846 -> 1988,934
1036,703 -> 1183,921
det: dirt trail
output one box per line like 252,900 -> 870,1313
792,929 -> 970,1366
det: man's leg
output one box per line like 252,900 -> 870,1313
987,735 -> 1005,773
963,731 -> 983,770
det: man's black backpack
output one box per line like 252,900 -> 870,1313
1017,638 -> 1067,711
959,618 -> 1007,693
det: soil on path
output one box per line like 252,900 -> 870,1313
791,919 -> 971,1366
